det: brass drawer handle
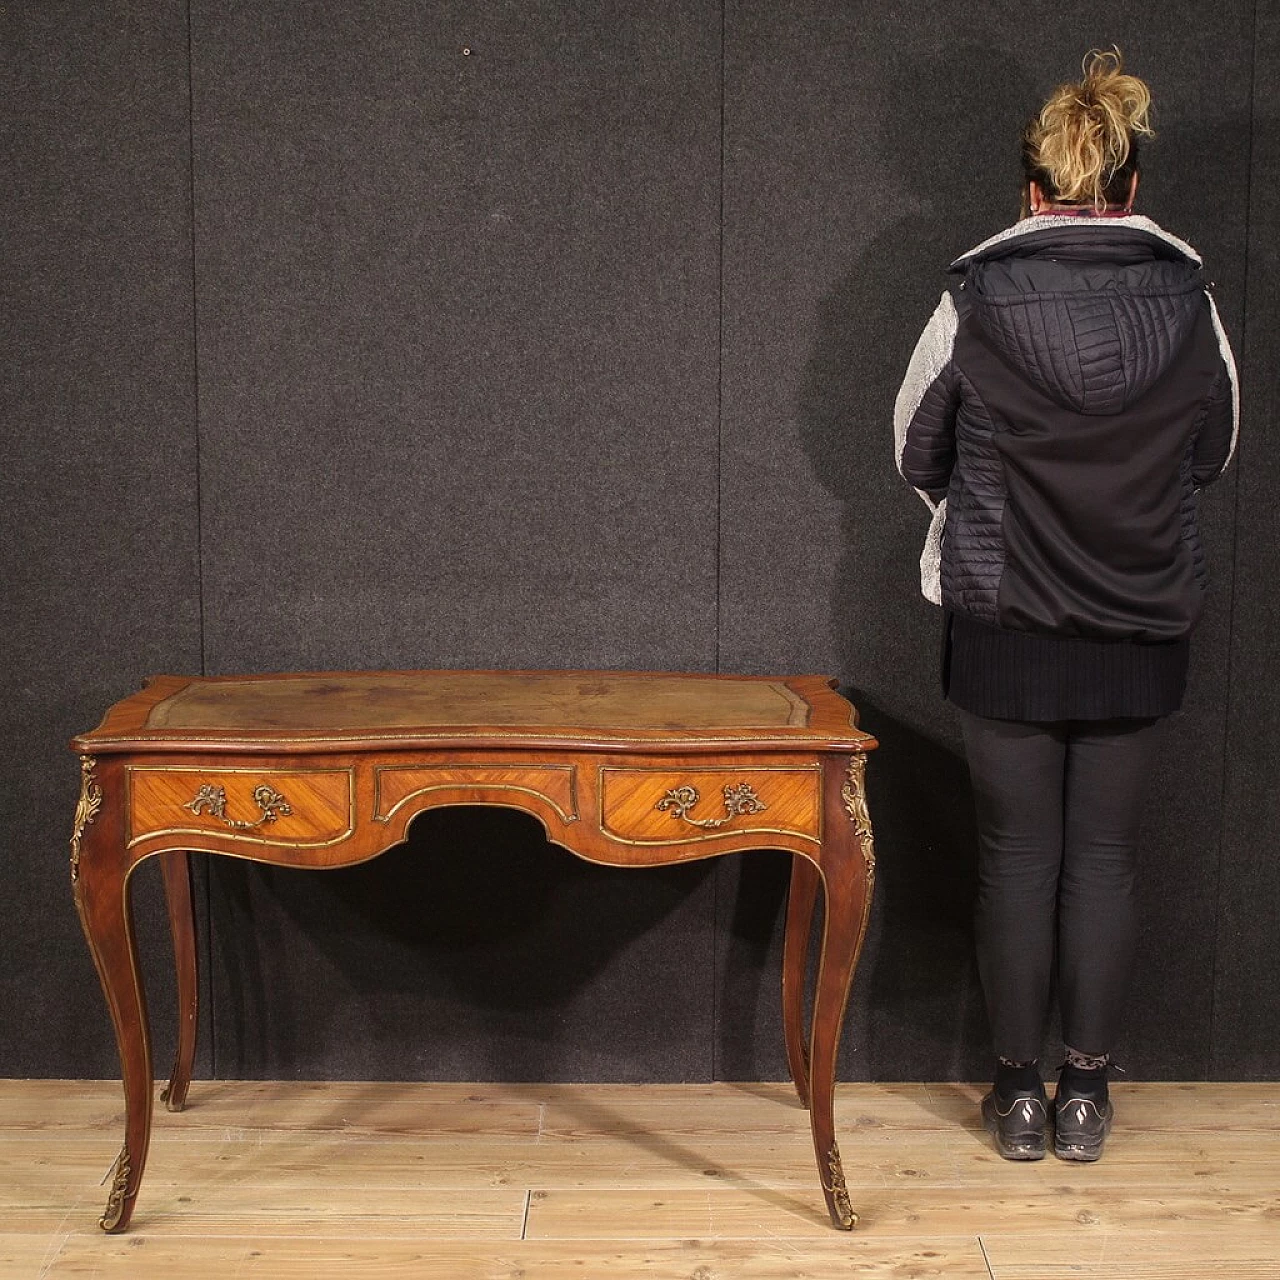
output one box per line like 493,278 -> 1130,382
183,784 -> 293,830
655,782 -> 767,830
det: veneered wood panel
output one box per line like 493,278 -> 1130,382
600,765 -> 821,846
128,766 -> 355,848
374,764 -> 581,824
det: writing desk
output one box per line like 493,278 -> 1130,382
69,669 -> 877,1232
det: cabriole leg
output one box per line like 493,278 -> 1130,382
782,854 -> 820,1108
70,756 -> 154,1233
158,850 -> 198,1112
806,752 -> 876,1230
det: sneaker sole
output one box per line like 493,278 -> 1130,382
1054,1125 -> 1109,1162
1053,1100 -> 1112,1162
1054,1139 -> 1104,1161
983,1117 -> 1047,1161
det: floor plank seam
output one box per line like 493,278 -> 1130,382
34,1216 -> 71,1280
977,1233 -> 996,1279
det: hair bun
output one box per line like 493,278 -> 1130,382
1080,48 -> 1154,134
1025,47 -> 1154,209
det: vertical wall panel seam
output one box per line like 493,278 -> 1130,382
714,0 -> 726,678
185,0 -> 215,1077
1208,0 -> 1258,1080
711,0 -> 727,1080
186,1 -> 206,681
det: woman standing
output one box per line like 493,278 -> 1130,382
894,50 -> 1237,1161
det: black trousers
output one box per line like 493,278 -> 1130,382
957,710 -> 1165,1062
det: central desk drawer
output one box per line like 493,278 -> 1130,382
127,767 -> 355,847
599,765 -> 821,845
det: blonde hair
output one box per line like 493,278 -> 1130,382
1023,49 -> 1154,209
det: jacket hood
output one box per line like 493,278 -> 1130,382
949,216 -> 1206,415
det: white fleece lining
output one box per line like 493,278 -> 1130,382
1206,290 -> 1241,469
893,290 -> 958,607
920,500 -> 946,605
893,290 -> 957,488
950,213 -> 1203,268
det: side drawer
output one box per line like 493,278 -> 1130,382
599,765 -> 821,845
127,766 -> 355,847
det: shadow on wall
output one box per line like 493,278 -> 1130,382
714,848 -> 793,1080
208,806 -> 716,1081
846,692 -> 986,1079
796,44 -> 1040,1079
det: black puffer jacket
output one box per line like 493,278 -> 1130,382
895,215 -> 1237,647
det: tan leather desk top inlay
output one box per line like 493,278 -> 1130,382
69,669 -> 877,1236
79,670 -> 870,752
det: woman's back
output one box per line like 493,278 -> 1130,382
937,216 -> 1233,641
890,47 -> 1239,1167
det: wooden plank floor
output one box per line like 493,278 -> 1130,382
2,1080 -> 1278,1278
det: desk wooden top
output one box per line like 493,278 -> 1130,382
73,670 -> 875,755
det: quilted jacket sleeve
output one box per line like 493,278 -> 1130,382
895,291 -> 961,506
1193,292 -> 1240,488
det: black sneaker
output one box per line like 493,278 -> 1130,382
1053,1089 -> 1113,1161
981,1082 -> 1049,1160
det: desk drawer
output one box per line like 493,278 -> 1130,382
128,767 -> 355,847
599,766 -> 821,845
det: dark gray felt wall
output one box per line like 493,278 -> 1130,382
2,3 -> 1274,1082
1214,3 -> 1280,1079
0,4 -> 206,1080
716,3 -> 1256,1084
